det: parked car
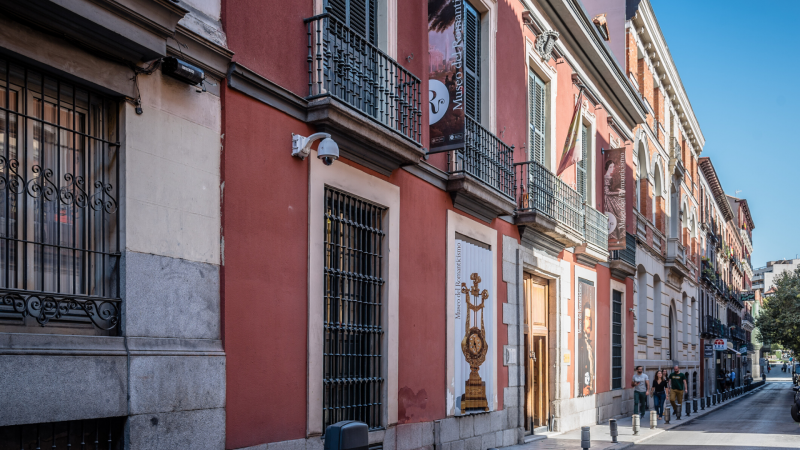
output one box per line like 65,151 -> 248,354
792,386 -> 800,423
794,364 -> 800,386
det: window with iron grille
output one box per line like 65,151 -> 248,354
464,1 -> 481,122
577,124 -> 588,202
529,71 -> 546,166
0,416 -> 125,449
326,0 -> 378,45
323,187 -> 385,431
612,289 -> 622,389
0,57 -> 120,335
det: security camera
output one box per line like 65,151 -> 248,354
291,133 -> 339,166
317,137 -> 339,166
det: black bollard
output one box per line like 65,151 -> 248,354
609,418 -> 618,443
693,398 -> 698,413
581,426 -> 591,450
700,397 -> 705,410
685,400 -> 691,417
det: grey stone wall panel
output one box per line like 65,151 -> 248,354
124,251 -> 220,340
129,355 -> 225,414
128,407 -> 225,450
0,355 -> 126,426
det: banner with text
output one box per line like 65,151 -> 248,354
577,279 -> 596,397
429,0 -> 465,151
454,238 -> 494,414
603,148 -> 627,251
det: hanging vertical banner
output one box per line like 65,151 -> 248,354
428,0 -> 465,151
454,238 -> 494,414
603,148 -> 627,251
577,279 -> 596,397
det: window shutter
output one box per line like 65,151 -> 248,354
326,0 -> 377,45
464,2 -> 481,122
577,124 -> 588,202
529,71 -> 546,165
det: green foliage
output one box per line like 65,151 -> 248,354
755,267 -> 800,354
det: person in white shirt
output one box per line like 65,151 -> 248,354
631,365 -> 650,417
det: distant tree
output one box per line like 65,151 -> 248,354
756,267 -> 800,355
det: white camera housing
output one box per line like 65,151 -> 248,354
291,132 -> 339,166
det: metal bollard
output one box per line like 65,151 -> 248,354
685,400 -> 691,417
664,404 -> 671,424
609,419 -> 618,443
700,397 -> 705,410
632,414 -> 640,435
650,410 -> 657,429
581,426 -> 591,450
693,398 -> 698,413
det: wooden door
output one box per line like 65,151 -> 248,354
524,274 -> 549,432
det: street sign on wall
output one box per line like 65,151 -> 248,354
704,344 -> 713,357
713,339 -> 727,351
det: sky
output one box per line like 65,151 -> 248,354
648,0 -> 799,268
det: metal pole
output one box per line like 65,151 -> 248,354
650,410 -> 657,429
581,426 -> 591,450
664,404 -> 671,424
632,414 -> 640,435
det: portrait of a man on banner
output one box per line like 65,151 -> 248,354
577,279 -> 596,397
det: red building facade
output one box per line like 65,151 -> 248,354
220,1 -> 645,449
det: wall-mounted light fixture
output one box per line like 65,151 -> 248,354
292,132 -> 340,166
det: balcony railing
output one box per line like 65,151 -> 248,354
611,232 -> 636,267
584,204 -> 608,251
730,326 -> 746,342
746,342 -> 755,352
446,116 -> 515,199
518,160 -> 583,234
305,13 -> 422,144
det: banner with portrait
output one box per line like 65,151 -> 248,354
454,237 -> 494,414
428,0 -> 465,151
576,279 -> 596,397
603,148 -> 626,251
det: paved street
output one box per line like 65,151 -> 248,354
629,382 -> 799,449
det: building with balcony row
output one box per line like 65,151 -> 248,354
0,0 -> 757,449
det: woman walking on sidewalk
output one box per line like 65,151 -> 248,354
652,370 -> 669,420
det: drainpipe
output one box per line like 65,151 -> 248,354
517,248 -> 523,428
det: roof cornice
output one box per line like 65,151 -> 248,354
633,0 -> 704,151
536,0 -> 647,130
699,157 -> 734,222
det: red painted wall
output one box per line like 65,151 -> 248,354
222,88 -> 313,448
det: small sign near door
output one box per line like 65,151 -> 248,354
713,339 -> 727,351
704,344 -> 713,357
563,350 -> 571,365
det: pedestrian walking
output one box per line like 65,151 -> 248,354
669,365 -> 687,419
730,369 -> 736,388
632,365 -> 650,417
652,370 -> 669,420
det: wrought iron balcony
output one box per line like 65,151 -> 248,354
515,160 -> 585,249
730,326 -> 746,342
746,342 -> 755,352
574,203 -> 609,263
439,116 -> 515,221
610,232 -> 636,278
304,13 -> 424,174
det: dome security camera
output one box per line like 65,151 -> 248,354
317,137 -> 339,166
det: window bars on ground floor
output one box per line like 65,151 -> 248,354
323,187 -> 385,432
0,417 -> 125,449
0,57 -> 120,334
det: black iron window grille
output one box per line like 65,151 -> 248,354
446,116 -> 515,199
612,289 -> 622,390
305,13 -> 422,145
516,160 -> 584,234
323,187 -> 385,431
0,417 -> 124,449
0,57 -> 120,334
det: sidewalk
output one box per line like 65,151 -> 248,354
500,384 -> 767,450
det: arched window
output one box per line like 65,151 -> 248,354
653,162 -> 662,226
682,292 -> 689,347
668,304 -> 676,361
653,275 -> 662,339
637,144 -> 648,213
637,266 -> 648,338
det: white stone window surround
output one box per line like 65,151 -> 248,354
307,151 -> 400,437
526,37 -> 558,172
446,210 -> 498,416
609,279 -> 627,391
573,265 -> 597,398
313,0 -> 398,59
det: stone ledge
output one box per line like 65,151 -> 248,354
307,96 -> 424,176
446,174 -> 516,223
0,333 -> 224,356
